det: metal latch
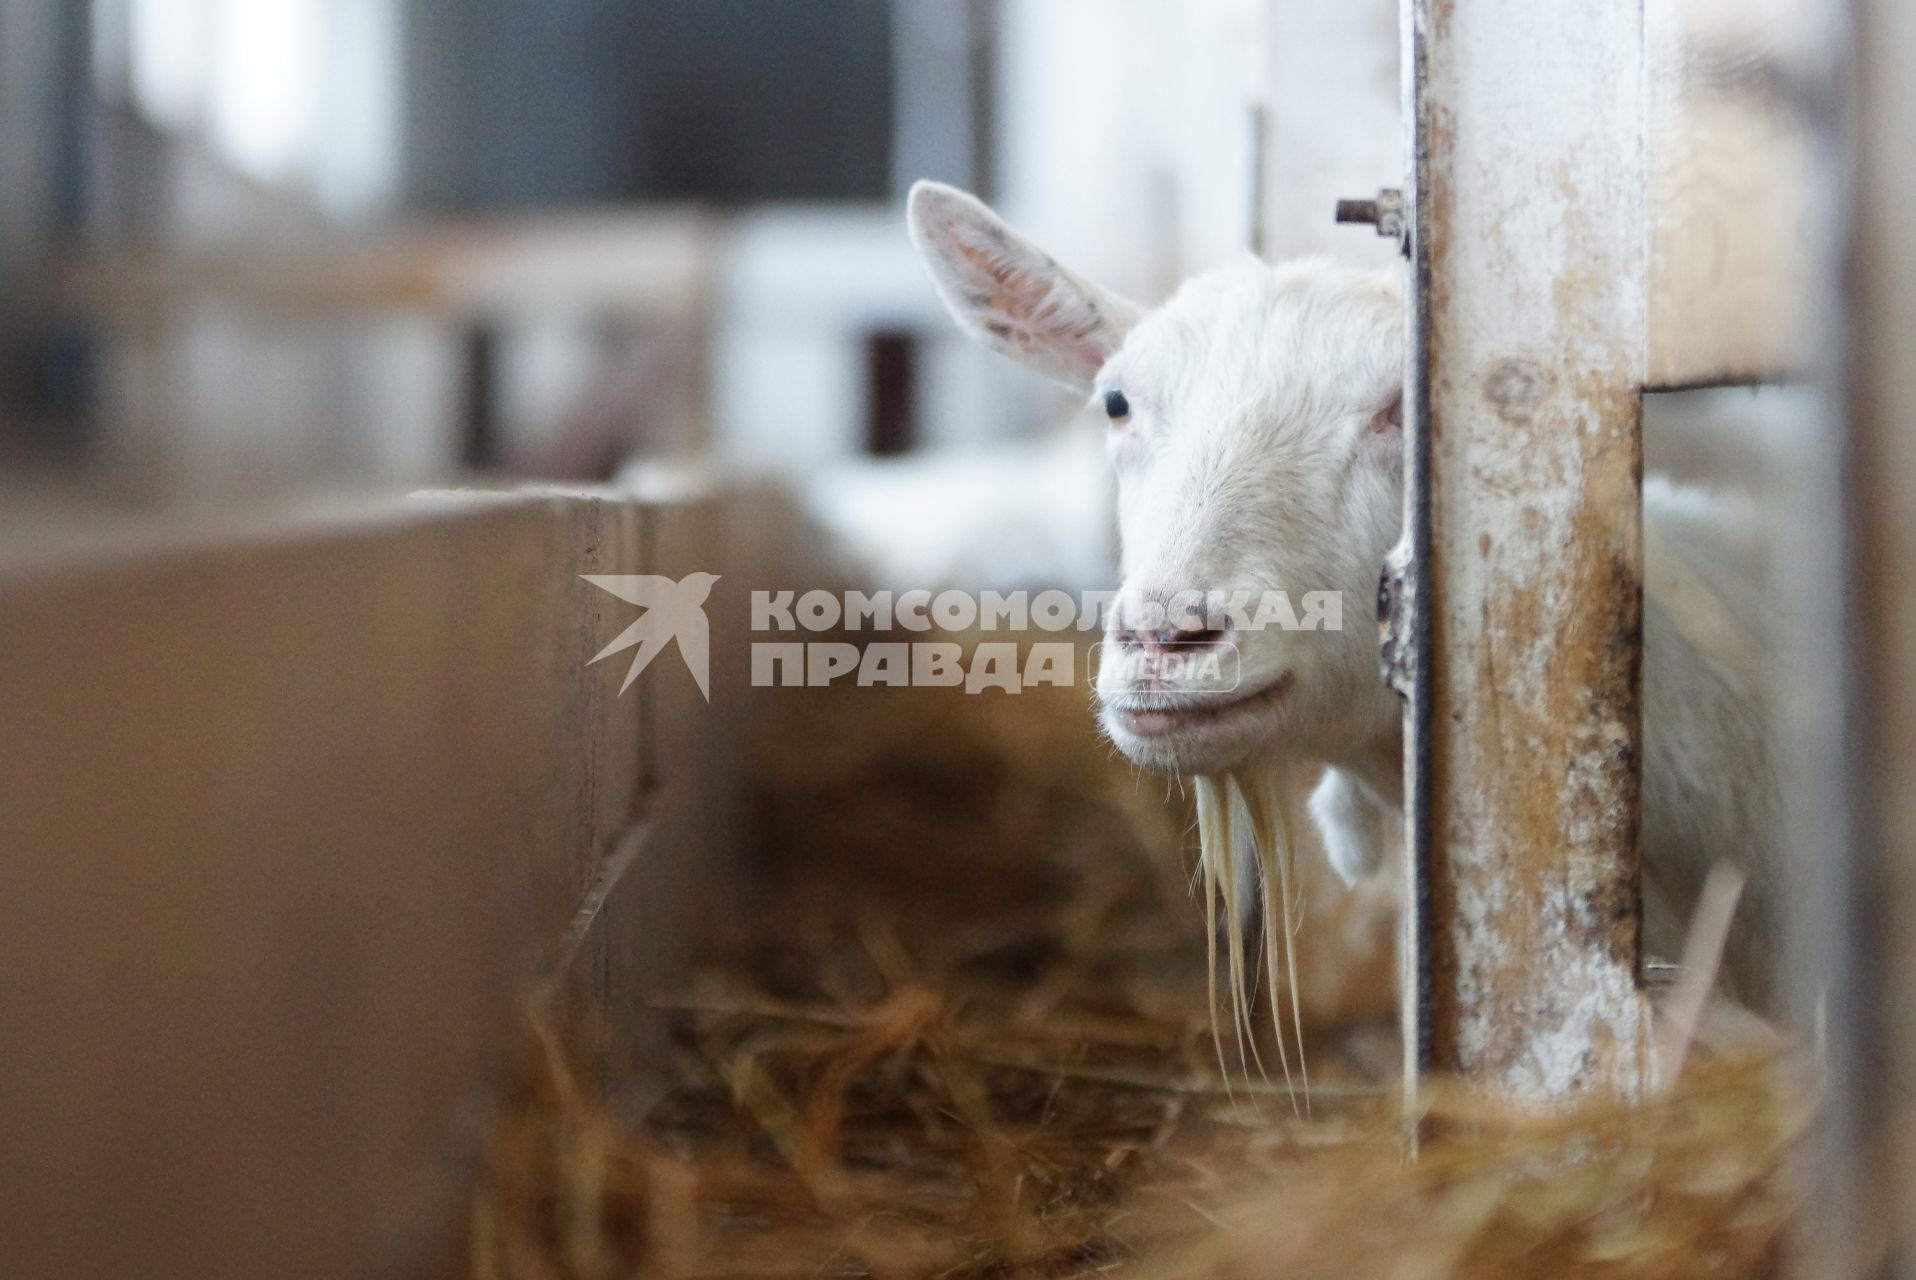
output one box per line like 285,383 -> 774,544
1335,188 -> 1407,253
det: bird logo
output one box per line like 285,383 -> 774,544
582,572 -> 721,700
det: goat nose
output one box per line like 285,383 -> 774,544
1114,615 -> 1235,655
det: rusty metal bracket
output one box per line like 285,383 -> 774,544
1376,538 -> 1418,700
1335,188 -> 1409,253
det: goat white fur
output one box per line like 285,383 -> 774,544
907,180 -> 1777,1008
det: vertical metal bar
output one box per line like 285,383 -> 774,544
1823,0 -> 1897,1268
1396,0 -> 1436,1092
1408,0 -> 1650,1099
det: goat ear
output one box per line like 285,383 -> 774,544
1367,388 -> 1404,438
1358,387 -> 1404,472
908,181 -> 1141,393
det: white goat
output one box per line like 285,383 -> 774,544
906,181 -> 1777,1024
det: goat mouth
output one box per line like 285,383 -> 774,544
1108,672 -> 1294,740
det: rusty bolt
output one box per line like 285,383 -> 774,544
1336,188 -> 1408,253
1336,198 -> 1381,225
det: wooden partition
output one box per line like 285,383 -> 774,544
0,488 -> 747,1276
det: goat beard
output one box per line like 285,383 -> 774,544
1193,767 -> 1312,1114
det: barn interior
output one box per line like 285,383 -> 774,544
1,1 -> 1910,1277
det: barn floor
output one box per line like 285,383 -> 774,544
467,673 -> 1803,1279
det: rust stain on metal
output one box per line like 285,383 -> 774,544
1412,0 -> 1649,1103
1480,356 -> 1552,423
1426,375 -> 1648,1097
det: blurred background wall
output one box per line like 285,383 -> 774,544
0,0 -> 1401,515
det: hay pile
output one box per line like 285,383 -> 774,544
468,668 -> 1805,1279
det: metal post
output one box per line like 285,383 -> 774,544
1402,0 -> 1651,1099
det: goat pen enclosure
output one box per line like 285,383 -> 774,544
0,475 -> 1813,1279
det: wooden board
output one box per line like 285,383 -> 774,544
0,489 -> 741,1275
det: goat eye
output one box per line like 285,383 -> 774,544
1104,389 -> 1130,421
